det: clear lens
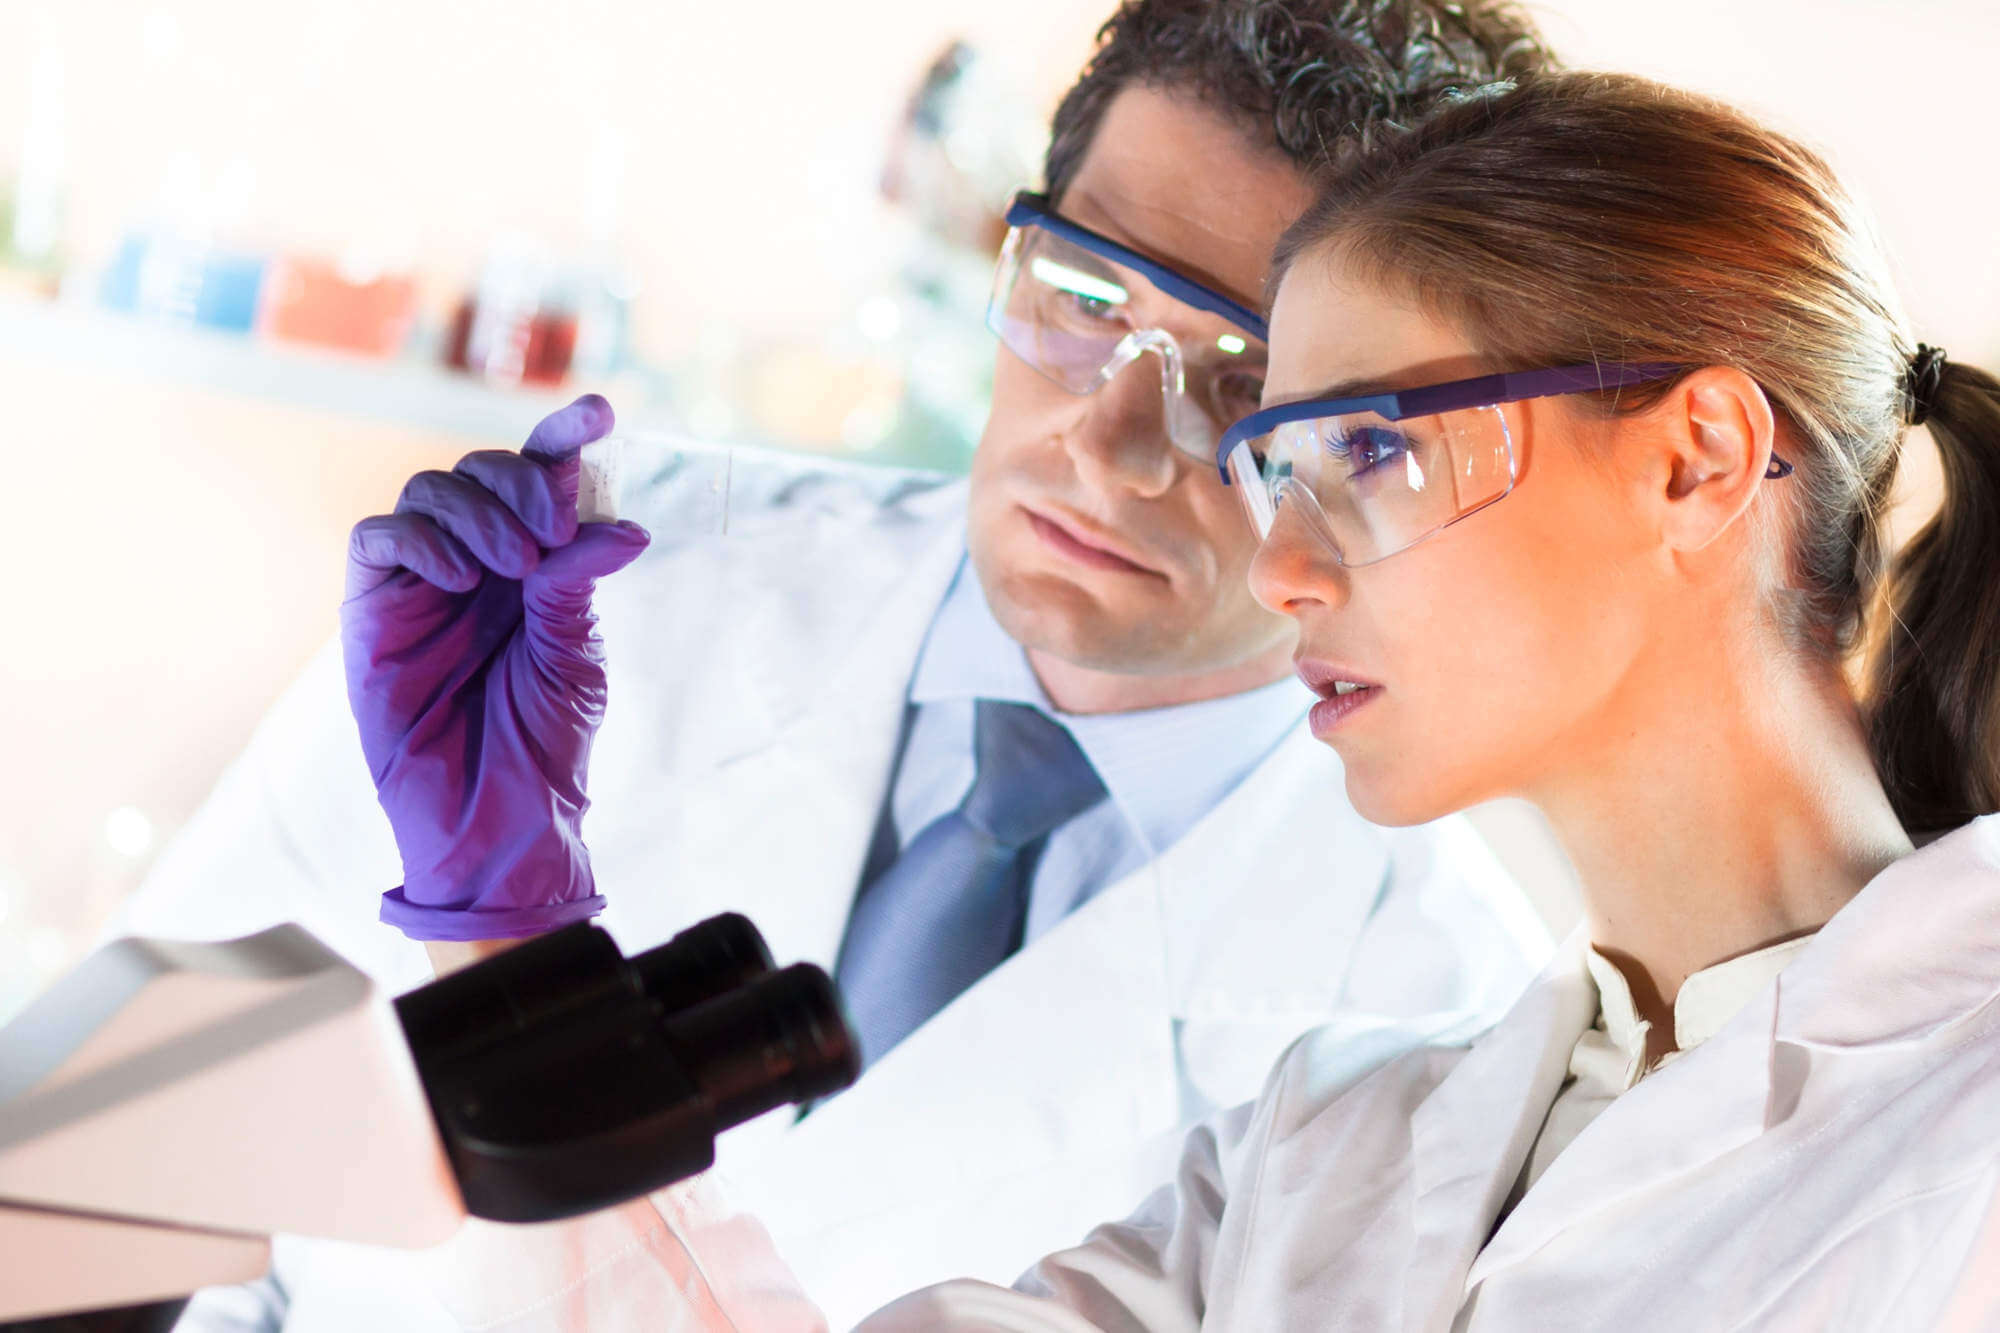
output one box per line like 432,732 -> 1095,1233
987,225 -> 1267,459
1225,405 -> 1516,565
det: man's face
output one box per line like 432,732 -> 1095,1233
967,86 -> 1315,680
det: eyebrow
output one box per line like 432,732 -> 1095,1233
1266,375 -> 1412,409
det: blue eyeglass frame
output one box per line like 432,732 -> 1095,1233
1215,361 -> 1796,483
1004,192 -> 1271,344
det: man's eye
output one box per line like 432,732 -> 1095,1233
1063,290 -> 1121,322
1029,256 -> 1128,322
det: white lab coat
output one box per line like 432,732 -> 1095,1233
121,465 -> 1550,1331
529,812 -> 2000,1331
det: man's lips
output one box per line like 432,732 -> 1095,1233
1023,507 -> 1161,576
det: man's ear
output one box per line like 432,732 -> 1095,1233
1645,366 -> 1780,553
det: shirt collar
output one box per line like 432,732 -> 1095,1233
910,559 -> 1313,854
1585,935 -> 1815,1089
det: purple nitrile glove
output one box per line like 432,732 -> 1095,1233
340,394 -> 651,941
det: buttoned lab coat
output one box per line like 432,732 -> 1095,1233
120,466 -> 1551,1331
527,814 -> 2000,1331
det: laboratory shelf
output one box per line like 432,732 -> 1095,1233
0,294 -> 973,475
0,295 -> 589,444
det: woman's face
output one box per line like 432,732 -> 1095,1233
1248,247 -> 1669,826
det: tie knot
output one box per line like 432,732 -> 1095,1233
960,699 -> 1107,848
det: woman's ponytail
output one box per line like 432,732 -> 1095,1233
1866,355 -> 2000,834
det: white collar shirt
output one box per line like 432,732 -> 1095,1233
890,557 -> 1310,944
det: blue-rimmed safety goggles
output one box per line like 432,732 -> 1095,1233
987,192 -> 1273,461
1216,362 -> 1795,566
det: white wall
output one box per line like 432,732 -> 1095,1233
1544,0 -> 2000,367
0,0 -> 1991,997
4,1 -> 1989,360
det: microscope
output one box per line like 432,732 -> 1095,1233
0,914 -> 858,1330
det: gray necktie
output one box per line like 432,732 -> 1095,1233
834,699 -> 1108,1068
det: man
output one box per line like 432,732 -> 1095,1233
123,2 -> 1552,1327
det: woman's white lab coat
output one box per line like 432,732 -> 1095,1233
424,814 -> 2000,1330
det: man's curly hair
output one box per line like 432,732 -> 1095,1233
1044,0 -> 1551,199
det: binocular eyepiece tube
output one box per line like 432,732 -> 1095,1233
395,914 -> 860,1222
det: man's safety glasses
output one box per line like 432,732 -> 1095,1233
987,191 -> 1272,462
1216,363 -> 1795,567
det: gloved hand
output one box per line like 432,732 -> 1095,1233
341,394 -> 651,941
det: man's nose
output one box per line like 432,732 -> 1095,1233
1061,348 -> 1183,500
1248,498 -> 1349,618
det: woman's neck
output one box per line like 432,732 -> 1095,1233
1535,651 -> 1911,1048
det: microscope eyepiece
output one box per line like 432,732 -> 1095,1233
630,911 -> 774,1016
662,963 -> 861,1128
396,915 -> 860,1222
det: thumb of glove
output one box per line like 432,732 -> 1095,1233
522,519 -> 651,636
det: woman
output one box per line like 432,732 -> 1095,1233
870,67 -> 2000,1329
432,71 -> 2000,1329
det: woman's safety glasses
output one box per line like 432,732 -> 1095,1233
1216,362 -> 1795,567
987,192 -> 1272,462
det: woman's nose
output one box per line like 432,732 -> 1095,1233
1248,499 -> 1347,618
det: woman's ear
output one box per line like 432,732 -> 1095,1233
1647,366 -> 1780,553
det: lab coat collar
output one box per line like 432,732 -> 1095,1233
678,495 -> 971,972
1460,814 -> 2000,1304
1770,814 -> 2000,1052
1144,723 -> 1381,1011
1464,971 -> 1777,1295
1401,933 -> 1597,1332
732,485 -> 971,762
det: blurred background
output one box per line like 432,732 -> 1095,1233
0,0 -> 1990,1019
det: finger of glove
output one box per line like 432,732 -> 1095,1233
346,513 -> 482,599
524,521 -> 651,614
452,450 -> 579,548
517,396 -> 613,524
521,394 -> 615,464
395,470 -> 543,580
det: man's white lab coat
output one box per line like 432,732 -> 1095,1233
121,467 -> 1549,1330
427,815 -> 2000,1331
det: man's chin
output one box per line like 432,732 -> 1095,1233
979,567 -> 1123,651
979,566 -> 1221,678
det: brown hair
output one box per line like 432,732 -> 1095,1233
1043,0 -> 1551,203
1273,72 -> 2000,834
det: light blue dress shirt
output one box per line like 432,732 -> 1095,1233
878,559 -> 1312,945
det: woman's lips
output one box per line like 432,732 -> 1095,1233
1296,659 -> 1382,738
1307,686 -> 1380,737
1025,508 -> 1157,575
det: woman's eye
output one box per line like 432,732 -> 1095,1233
1330,425 -> 1410,477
